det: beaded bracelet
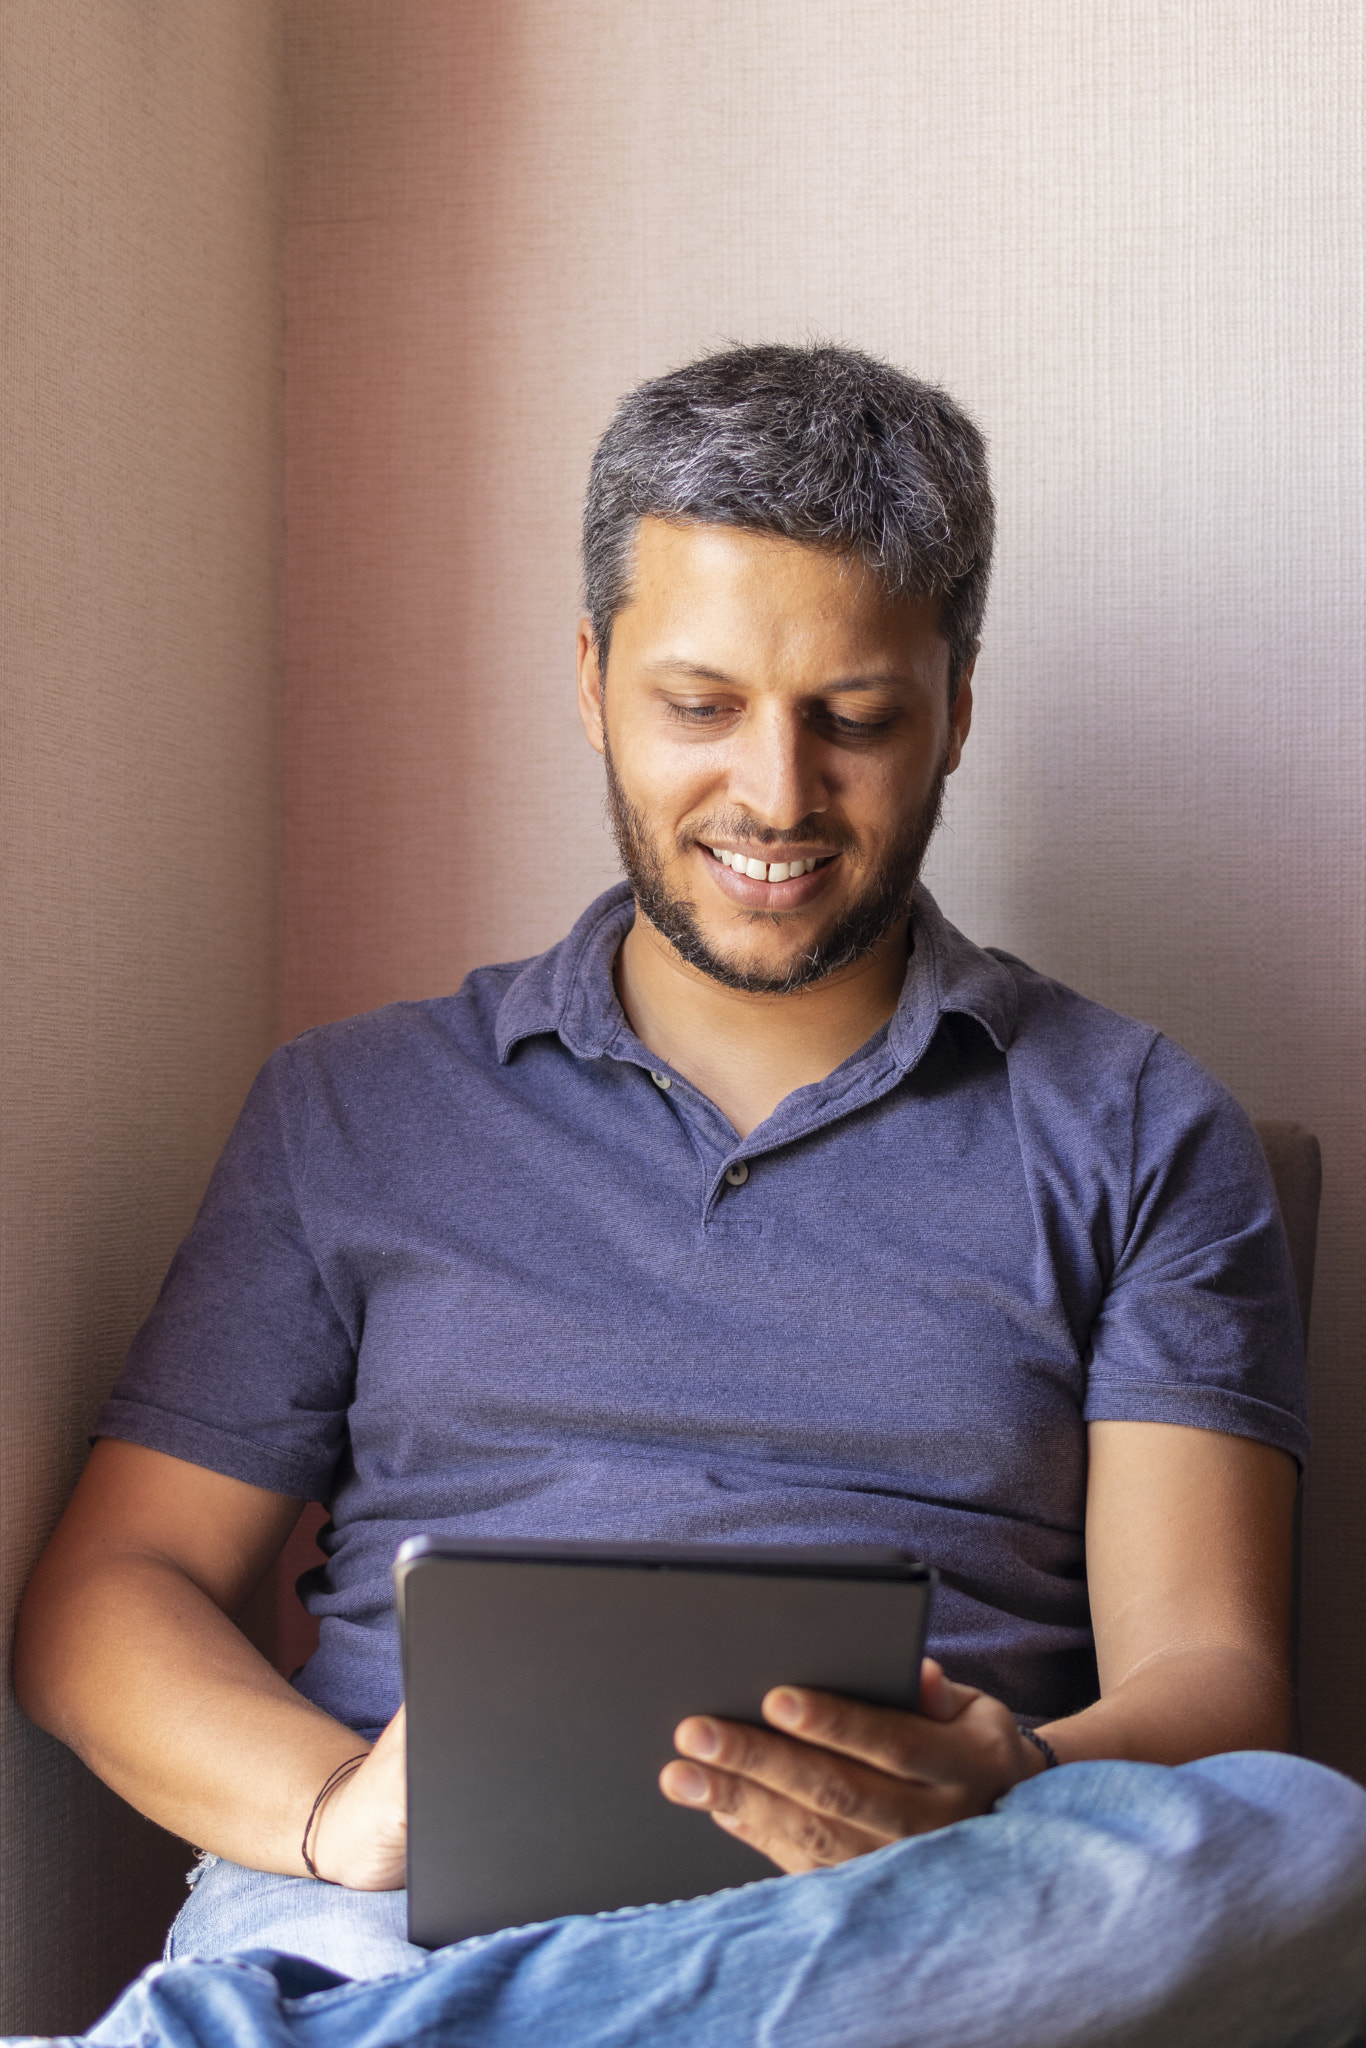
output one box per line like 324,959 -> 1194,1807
301,1752 -> 370,1881
1016,1723 -> 1060,1771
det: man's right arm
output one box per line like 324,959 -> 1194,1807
13,1439 -> 407,1888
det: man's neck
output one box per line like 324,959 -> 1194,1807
613,907 -> 910,1141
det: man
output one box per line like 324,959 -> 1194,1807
14,344 -> 1366,2048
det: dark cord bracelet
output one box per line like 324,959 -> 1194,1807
301,1752 -> 370,1881
1016,1724 -> 1060,1771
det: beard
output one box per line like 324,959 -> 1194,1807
603,740 -> 950,996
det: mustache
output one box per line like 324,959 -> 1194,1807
682,815 -> 854,854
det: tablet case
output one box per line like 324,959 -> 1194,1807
396,1537 -> 934,1946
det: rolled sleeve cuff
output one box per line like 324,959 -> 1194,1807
93,1397 -> 337,1499
1082,1379 -> 1310,1469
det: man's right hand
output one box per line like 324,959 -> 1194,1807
309,1704 -> 408,1889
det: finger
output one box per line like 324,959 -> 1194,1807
659,1761 -> 885,1876
669,1719 -> 951,1839
675,1710 -> 911,1802
760,1686 -> 981,1779
675,1715 -> 836,1792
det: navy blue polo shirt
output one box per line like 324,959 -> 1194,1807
99,883 -> 1307,1736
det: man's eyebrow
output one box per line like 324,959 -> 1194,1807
643,659 -> 738,684
644,658 -> 915,693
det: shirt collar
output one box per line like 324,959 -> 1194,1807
495,882 -> 638,1064
495,879 -> 1017,1069
887,884 -> 1018,1068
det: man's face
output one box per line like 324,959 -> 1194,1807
576,518 -> 973,994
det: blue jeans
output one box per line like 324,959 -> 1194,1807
22,1754 -> 1366,2048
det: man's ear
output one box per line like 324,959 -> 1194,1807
946,649 -> 975,774
576,618 -> 606,757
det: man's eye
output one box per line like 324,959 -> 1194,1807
824,711 -> 894,738
666,702 -> 729,724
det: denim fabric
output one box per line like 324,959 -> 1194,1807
26,1755 -> 1364,2048
95,885 -> 1307,1739
167,1853 -> 423,1980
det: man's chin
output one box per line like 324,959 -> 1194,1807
638,897 -> 886,996
602,739 -> 941,996
674,930 -> 829,995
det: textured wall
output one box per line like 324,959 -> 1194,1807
0,6 -> 283,2031
285,2 -> 1365,1773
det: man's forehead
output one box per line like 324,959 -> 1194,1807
611,519 -> 945,682
621,517 -> 943,643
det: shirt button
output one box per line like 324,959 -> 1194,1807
650,1071 -> 672,1091
724,1161 -> 749,1186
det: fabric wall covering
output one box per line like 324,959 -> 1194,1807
1,5 -> 284,2032
285,0 -> 1366,1777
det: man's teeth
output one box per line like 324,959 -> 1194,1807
709,849 -> 827,882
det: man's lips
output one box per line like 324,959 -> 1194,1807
695,842 -> 842,909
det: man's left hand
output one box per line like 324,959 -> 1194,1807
658,1659 -> 1044,1873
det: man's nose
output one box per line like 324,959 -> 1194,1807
726,707 -> 828,831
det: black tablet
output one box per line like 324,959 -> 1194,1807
395,1536 -> 935,1946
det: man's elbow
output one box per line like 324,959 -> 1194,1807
11,1550 -> 90,1741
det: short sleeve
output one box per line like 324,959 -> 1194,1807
95,1046 -> 356,1498
1082,1035 -> 1310,1467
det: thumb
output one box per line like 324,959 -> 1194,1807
916,1657 -> 981,1722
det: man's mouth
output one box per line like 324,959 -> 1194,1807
705,846 -> 838,883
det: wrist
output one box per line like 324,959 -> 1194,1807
1015,1723 -> 1059,1777
302,1751 -> 370,1882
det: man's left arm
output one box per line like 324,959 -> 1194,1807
660,1420 -> 1297,1874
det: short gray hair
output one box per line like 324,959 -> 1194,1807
583,342 -> 993,691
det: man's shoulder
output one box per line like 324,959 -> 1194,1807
917,891 -> 1159,1083
974,942 -> 1244,1142
277,955 -> 538,1088
988,945 -> 1159,1059
274,885 -> 634,1100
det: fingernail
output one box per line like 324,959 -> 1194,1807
669,1764 -> 710,1804
684,1718 -> 721,1759
767,1689 -> 801,1727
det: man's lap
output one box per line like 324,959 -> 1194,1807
167,1853 -> 425,1981
79,1752 -> 1366,2048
